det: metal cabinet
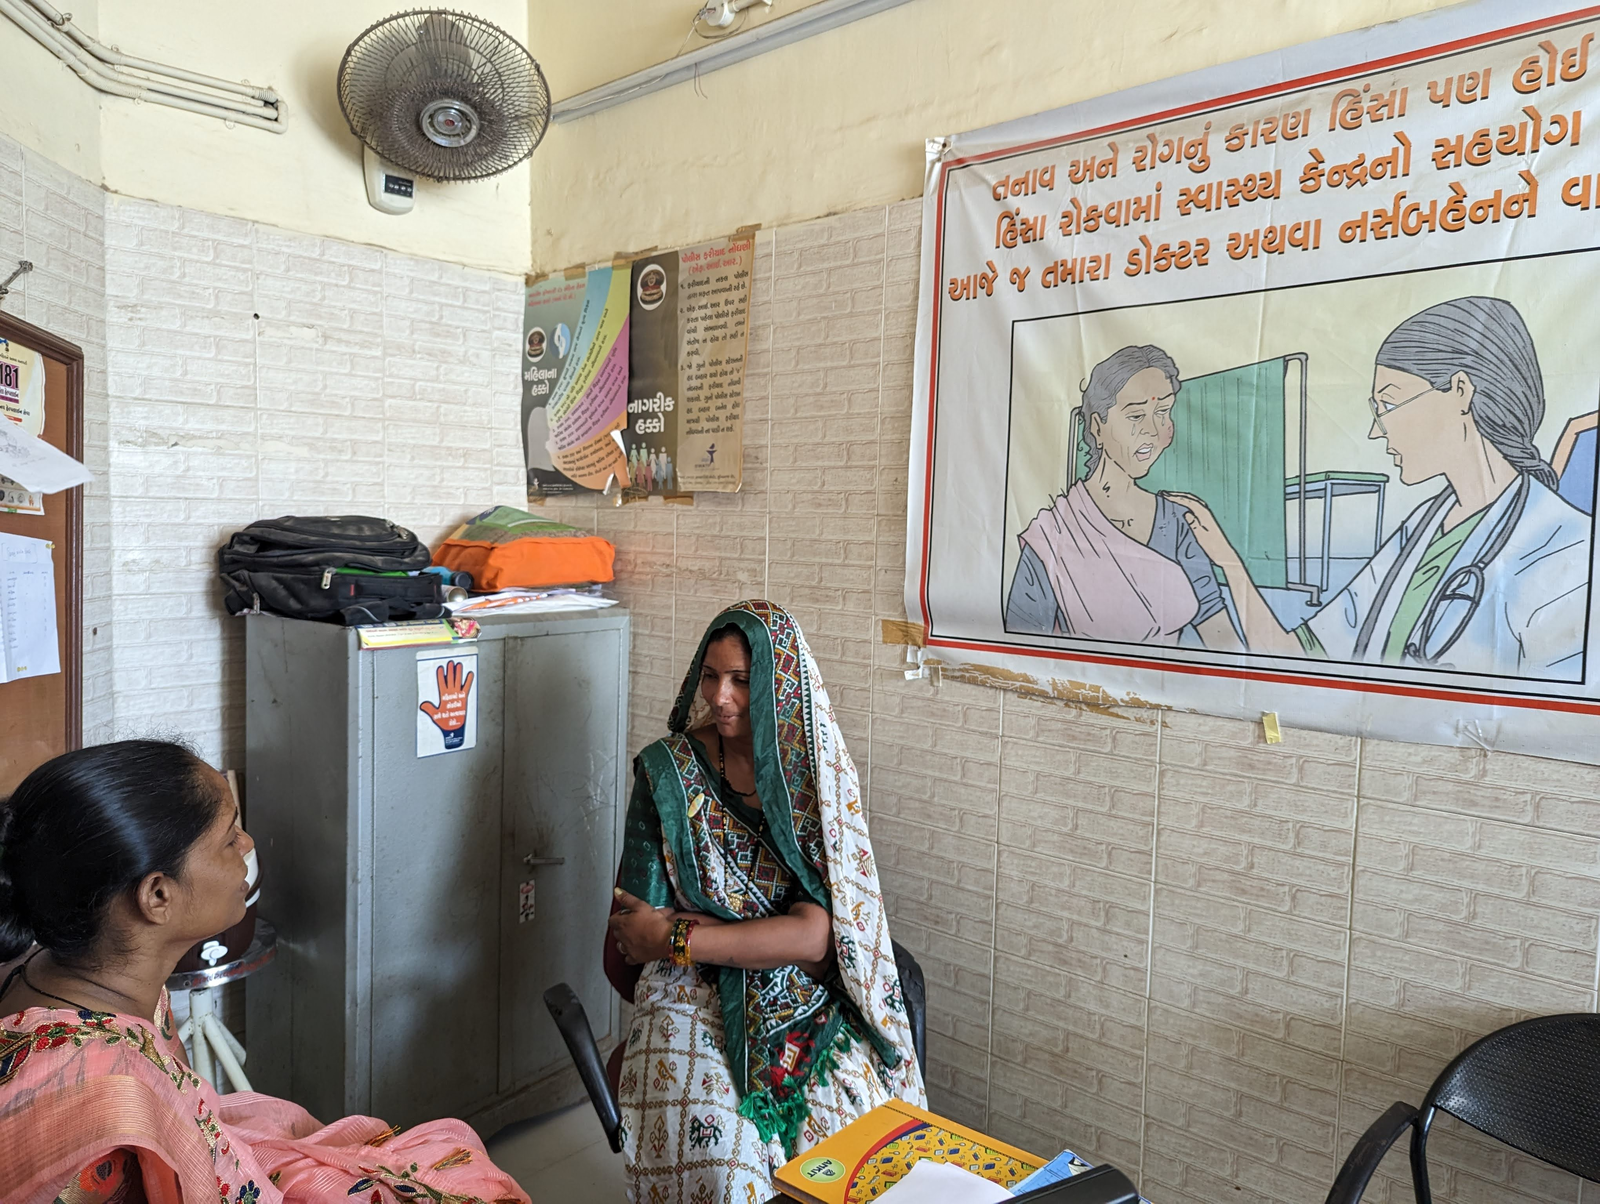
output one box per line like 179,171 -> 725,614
242,609 -> 629,1136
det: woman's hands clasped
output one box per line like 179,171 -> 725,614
609,889 -> 728,964
607,889 -> 833,975
608,889 -> 674,964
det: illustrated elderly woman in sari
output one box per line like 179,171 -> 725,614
1007,345 -> 1243,649
0,740 -> 528,1204
606,600 -> 924,1204
1176,296 -> 1590,677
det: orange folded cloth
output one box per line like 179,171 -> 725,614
434,505 -> 615,590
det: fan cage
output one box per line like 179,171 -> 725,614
337,9 -> 551,183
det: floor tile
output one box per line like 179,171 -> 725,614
487,1103 -> 627,1200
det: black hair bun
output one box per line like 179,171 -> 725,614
0,800 -> 35,963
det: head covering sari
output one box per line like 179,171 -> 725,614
620,600 -> 922,1154
0,987 -> 529,1204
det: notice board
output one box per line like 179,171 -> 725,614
0,310 -> 83,794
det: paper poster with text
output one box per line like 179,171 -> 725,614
626,255 -> 682,496
0,337 -> 46,515
624,237 -> 754,495
416,649 -> 477,757
908,0 -> 1600,764
522,268 -> 631,497
676,236 -> 753,492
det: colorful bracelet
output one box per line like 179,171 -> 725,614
670,917 -> 698,967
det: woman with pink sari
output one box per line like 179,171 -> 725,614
0,740 -> 530,1204
1007,345 -> 1243,650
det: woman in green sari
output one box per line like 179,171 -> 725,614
607,601 -> 925,1204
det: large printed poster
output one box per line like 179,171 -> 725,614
909,1 -> 1600,763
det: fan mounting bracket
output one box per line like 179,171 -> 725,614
363,145 -> 416,216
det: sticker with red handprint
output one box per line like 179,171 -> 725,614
418,657 -> 475,751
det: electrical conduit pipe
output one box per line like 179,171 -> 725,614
0,0 -> 283,132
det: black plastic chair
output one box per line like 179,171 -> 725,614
543,940 -> 929,1155
1325,1013 -> 1600,1204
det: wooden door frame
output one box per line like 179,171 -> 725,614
0,307 -> 84,750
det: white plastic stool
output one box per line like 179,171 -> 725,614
166,919 -> 276,1094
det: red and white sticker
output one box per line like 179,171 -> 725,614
518,880 -> 535,924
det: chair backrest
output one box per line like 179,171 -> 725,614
891,939 -> 927,1072
1418,1012 -> 1600,1185
604,892 -> 643,1001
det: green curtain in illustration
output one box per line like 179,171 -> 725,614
1075,356 -> 1289,589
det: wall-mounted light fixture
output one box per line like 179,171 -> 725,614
552,0 -> 919,123
0,261 -> 34,307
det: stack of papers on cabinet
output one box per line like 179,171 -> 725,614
446,587 -> 618,616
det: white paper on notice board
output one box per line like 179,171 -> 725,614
0,531 -> 60,682
0,419 -> 92,494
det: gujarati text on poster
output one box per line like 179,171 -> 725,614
908,0 -> 1600,764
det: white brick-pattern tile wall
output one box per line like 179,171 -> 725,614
545,201 -> 1600,1204
0,135 -> 111,741
100,194 -> 523,764
4,128 -> 523,766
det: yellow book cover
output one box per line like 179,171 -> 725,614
774,1101 -> 1043,1203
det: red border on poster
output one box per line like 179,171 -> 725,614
915,4 -> 1600,716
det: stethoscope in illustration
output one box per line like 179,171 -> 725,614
1350,472 -> 1531,665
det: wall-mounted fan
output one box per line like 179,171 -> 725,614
337,9 -> 550,214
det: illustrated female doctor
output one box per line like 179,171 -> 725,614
1173,296 -> 1592,680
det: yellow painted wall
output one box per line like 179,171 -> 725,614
5,0 -> 1471,275
528,0 -> 1461,271
1,0 -> 531,271
94,0 -> 531,271
0,1 -> 103,180
541,0 -> 833,96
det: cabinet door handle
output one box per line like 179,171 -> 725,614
522,855 -> 565,868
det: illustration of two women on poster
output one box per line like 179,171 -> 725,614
1006,295 -> 1594,681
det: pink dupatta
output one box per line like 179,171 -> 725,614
0,992 -> 528,1204
1018,482 -> 1200,643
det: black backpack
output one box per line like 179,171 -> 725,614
218,516 -> 444,625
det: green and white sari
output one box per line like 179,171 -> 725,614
616,601 -> 925,1204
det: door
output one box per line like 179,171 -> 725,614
370,639 -> 504,1125
500,626 -> 624,1091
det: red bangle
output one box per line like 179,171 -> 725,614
670,918 -> 698,967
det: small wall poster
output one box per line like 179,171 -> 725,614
522,267 -> 631,498
624,236 -> 755,496
416,649 -> 477,757
0,338 -> 45,435
0,338 -> 46,515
